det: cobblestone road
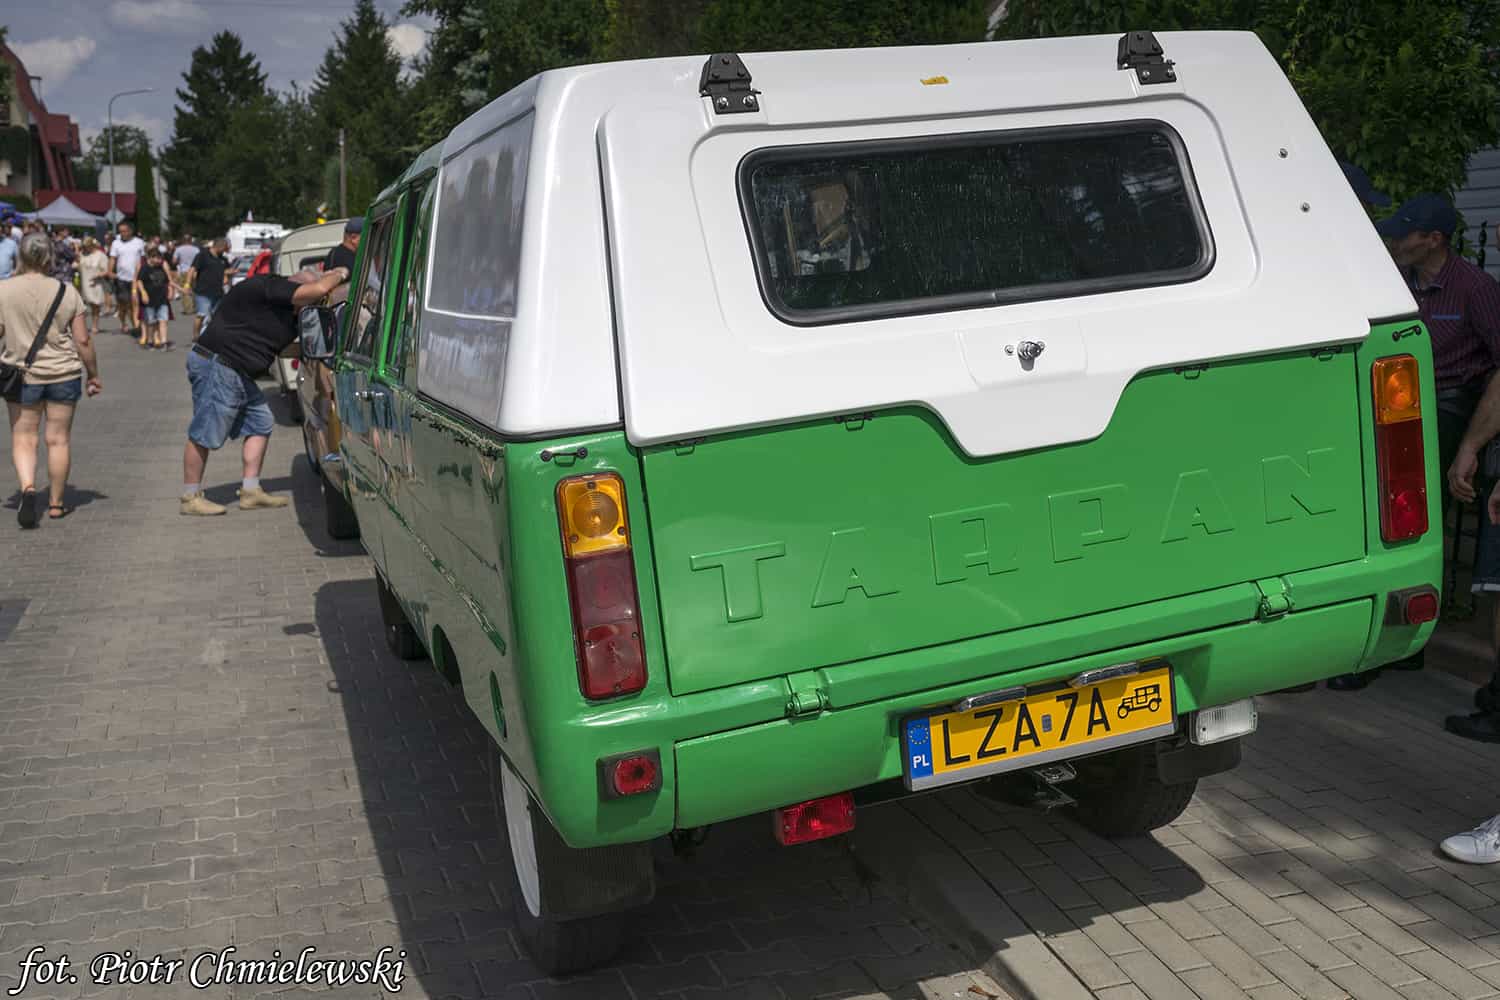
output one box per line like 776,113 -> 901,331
0,321 -> 1004,1000
3,318 -> 1500,1000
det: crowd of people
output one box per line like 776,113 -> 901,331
0,218 -> 235,350
0,218 -> 240,524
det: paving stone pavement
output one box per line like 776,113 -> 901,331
0,319 -> 1008,1000
855,650 -> 1500,1000
5,317 -> 1500,1000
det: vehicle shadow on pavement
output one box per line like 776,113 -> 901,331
851,673 -> 1500,1000
312,576 -> 1011,999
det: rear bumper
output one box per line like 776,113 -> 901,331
540,540 -> 1436,847
672,597 -> 1373,829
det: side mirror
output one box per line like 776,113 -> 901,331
299,305 -> 338,361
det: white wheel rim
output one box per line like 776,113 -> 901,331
501,758 -> 542,918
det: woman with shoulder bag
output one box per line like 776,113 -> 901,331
0,232 -> 102,528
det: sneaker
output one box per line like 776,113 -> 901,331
237,486 -> 289,510
1445,711 -> 1500,744
180,492 -> 226,516
1441,814 -> 1500,864
1477,680 -> 1500,715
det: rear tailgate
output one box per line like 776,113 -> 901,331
643,348 -> 1366,695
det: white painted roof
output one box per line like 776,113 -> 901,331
442,31 -> 1415,450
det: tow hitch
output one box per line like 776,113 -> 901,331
983,762 -> 1078,811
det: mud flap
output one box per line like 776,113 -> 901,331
531,803 -> 656,920
1156,736 -> 1240,785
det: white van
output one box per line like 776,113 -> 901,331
331,32 -> 1439,973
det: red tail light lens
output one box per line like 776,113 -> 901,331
1371,356 -> 1429,543
1404,590 -> 1439,624
607,754 -> 660,797
558,474 -> 646,699
774,792 -> 855,845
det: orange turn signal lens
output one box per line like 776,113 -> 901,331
1372,356 -> 1421,425
557,474 -> 629,557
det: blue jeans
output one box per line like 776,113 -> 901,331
194,293 -> 221,318
5,376 -> 82,404
142,304 -> 169,324
186,351 -> 273,450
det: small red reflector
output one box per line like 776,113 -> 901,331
290,359 -> 300,369
610,755 -> 659,797
1404,591 -> 1439,625
774,792 -> 855,845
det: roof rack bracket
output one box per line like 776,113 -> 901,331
1117,31 -> 1177,85
699,53 -> 761,114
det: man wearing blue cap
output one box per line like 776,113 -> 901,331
1372,193 -> 1500,738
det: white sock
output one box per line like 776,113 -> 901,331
183,483 -> 199,496
242,477 -> 260,492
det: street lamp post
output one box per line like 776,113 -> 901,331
107,88 -> 153,228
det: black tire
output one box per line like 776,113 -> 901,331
322,474 -> 360,540
286,390 -> 304,424
1068,742 -> 1197,838
375,571 -> 426,661
487,745 -> 627,975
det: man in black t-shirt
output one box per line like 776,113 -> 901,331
180,265 -> 351,516
188,239 -> 230,341
324,217 -> 362,276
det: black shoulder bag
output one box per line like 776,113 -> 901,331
0,281 -> 68,399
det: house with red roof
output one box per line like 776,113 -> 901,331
0,42 -> 84,210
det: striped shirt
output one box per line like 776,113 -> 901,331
1409,252 -> 1500,391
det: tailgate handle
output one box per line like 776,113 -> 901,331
1068,662 -> 1142,688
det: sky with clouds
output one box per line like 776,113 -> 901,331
5,0 -> 428,153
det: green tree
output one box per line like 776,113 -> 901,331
311,0 -> 413,212
161,31 -> 270,233
77,125 -> 151,193
404,0 -> 605,145
697,0 -> 988,51
133,148 -> 161,236
995,0 -> 1500,205
601,0 -> 703,59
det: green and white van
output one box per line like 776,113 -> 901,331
325,30 -> 1441,973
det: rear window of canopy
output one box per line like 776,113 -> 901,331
739,121 -> 1214,325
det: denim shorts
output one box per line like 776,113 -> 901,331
4,376 -> 82,405
186,351 -> 273,449
194,294 -> 221,318
142,304 -> 169,324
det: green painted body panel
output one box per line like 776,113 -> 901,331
355,313 -> 1440,849
641,347 -> 1375,696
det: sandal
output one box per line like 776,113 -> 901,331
47,504 -> 72,520
17,489 -> 38,529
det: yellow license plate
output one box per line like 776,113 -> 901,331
902,664 -> 1176,790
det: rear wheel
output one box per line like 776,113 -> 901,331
488,746 -> 647,975
1068,742 -> 1197,838
322,474 -> 359,540
375,571 -> 425,661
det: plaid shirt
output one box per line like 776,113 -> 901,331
1409,252 -> 1500,391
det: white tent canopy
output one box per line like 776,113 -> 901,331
35,196 -> 103,229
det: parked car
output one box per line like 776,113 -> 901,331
327,32 -> 1440,975
272,220 -> 348,419
296,297 -> 358,539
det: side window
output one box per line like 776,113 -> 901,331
385,179 -> 432,382
343,212 -> 397,361
417,112 -> 533,427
